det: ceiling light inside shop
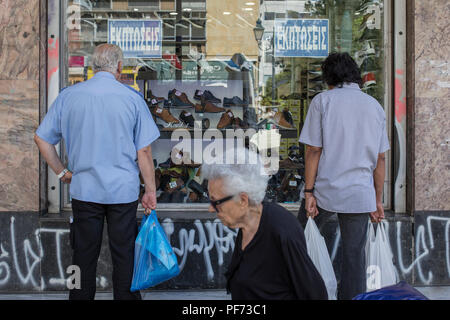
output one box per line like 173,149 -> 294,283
183,8 -> 192,12
170,12 -> 178,15
133,8 -> 139,11
244,8 -> 253,11
223,12 -> 231,15
245,2 -> 255,5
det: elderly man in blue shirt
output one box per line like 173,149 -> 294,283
297,52 -> 390,300
34,44 -> 160,300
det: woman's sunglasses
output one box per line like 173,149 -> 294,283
210,195 -> 235,212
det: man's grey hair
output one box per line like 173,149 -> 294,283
201,147 -> 269,205
92,44 -> 123,74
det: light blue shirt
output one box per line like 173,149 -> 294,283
299,83 -> 390,213
36,72 -> 160,204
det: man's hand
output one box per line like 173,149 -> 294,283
305,194 -> 319,218
141,191 -> 157,215
370,202 -> 385,223
61,171 -> 72,184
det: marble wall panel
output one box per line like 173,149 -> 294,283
414,0 -> 450,211
0,80 -> 40,211
0,0 -> 41,212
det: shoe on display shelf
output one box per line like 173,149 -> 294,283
362,72 -> 377,87
179,110 -> 195,128
164,178 -> 185,193
147,89 -> 165,102
217,110 -> 235,129
195,97 -> 225,113
187,180 -> 209,201
225,59 -> 241,72
193,89 -> 222,104
150,106 -> 187,130
274,108 -> 296,130
194,118 -> 210,130
168,89 -> 195,108
281,172 -> 303,193
146,98 -> 160,109
223,96 -> 249,107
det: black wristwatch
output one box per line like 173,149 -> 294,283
304,187 -> 315,194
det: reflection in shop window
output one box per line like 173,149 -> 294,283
128,0 -> 160,9
61,0 -> 389,207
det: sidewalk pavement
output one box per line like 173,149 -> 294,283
0,287 -> 448,300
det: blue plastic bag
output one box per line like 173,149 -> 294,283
353,281 -> 429,300
130,210 -> 180,292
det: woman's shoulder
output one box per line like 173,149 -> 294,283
262,202 -> 303,237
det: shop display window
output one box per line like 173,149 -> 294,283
61,0 -> 389,209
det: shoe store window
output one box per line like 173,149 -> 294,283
52,0 -> 393,212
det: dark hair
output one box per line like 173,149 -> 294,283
321,52 -> 362,87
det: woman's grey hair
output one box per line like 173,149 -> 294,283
201,147 -> 269,206
92,44 -> 123,74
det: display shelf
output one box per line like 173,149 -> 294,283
157,128 -> 299,139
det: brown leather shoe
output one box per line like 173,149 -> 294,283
217,110 -> 235,129
194,96 -> 225,113
150,106 -> 182,126
273,109 -> 295,129
165,178 -> 185,193
169,89 -> 195,107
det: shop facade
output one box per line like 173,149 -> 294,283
0,0 -> 448,292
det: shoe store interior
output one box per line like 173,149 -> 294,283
62,0 -> 386,207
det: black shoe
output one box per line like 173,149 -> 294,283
282,109 -> 295,127
168,89 -> 194,107
159,157 -> 173,169
158,192 -> 172,203
171,191 -> 187,203
179,110 -> 195,128
194,90 -> 221,104
223,96 -> 248,107
188,180 -> 209,199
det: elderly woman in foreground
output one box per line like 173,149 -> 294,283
201,147 -> 327,300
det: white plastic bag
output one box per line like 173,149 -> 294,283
365,222 -> 398,292
305,217 -> 337,300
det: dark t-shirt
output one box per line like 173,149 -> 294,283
225,202 -> 328,300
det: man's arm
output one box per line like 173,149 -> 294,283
34,134 -> 71,183
137,145 -> 157,212
371,153 -> 386,222
304,145 -> 322,218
